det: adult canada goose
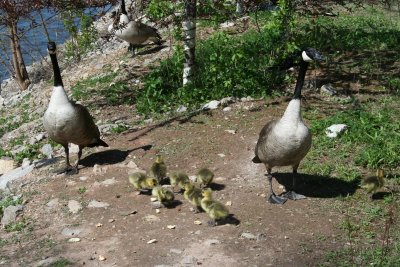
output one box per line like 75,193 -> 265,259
108,0 -> 162,55
43,42 -> 108,175
253,48 -> 324,204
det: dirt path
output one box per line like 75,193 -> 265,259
0,98 -> 345,267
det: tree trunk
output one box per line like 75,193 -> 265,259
236,0 -> 244,14
182,0 -> 196,86
9,21 -> 30,90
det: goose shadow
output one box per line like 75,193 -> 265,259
80,145 -> 152,167
136,44 -> 168,56
274,172 -> 358,198
164,199 -> 183,209
217,214 -> 240,226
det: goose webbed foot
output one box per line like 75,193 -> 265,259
267,193 -> 287,204
282,191 -> 306,200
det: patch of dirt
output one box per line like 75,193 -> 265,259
1,97 -> 346,267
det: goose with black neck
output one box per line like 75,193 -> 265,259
43,42 -> 108,175
108,0 -> 163,56
253,48 -> 324,204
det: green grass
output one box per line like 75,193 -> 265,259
71,72 -> 136,106
48,258 -> 73,267
303,95 -> 400,184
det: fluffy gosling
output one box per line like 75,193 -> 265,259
362,169 -> 385,197
183,182 -> 203,213
149,154 -> 167,183
169,172 -> 190,192
128,172 -> 158,192
196,168 -> 214,188
152,186 -> 175,205
201,188 -> 229,227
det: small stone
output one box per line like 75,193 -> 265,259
98,255 -> 106,261
155,209 -> 161,214
194,220 -> 202,225
284,236 -> 289,239
68,200 -> 82,214
61,228 -> 82,237
88,200 -> 110,208
226,201 -> 232,206
218,154 -> 225,158
79,176 -> 88,181
147,239 -> 157,244
260,193 -> 266,198
126,161 -> 139,170
96,223 -> 103,227
150,197 -> 157,202
241,232 -> 257,240
222,107 -> 232,112
68,237 -> 81,242
46,198 -> 59,209
225,129 -> 236,134
257,233 -> 267,241
108,219 -> 115,223
167,225 -> 176,229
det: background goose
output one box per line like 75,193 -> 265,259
253,48 -> 324,204
108,0 -> 162,55
43,42 -> 108,175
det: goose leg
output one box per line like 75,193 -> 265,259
128,43 -> 137,56
266,168 -> 287,204
282,166 -> 306,200
56,145 -> 75,175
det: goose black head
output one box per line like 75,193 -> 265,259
47,42 -> 57,54
302,48 -> 324,62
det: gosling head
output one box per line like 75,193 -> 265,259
155,154 -> 164,164
301,48 -> 324,62
184,183 -> 194,191
201,188 -> 213,199
147,178 -> 158,187
376,169 -> 385,178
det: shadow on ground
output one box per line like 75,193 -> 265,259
80,145 -> 152,167
274,172 -> 359,198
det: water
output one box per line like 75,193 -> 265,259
0,9 -> 70,84
0,6 -> 110,85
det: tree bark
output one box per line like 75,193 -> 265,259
182,0 -> 196,86
9,20 -> 30,90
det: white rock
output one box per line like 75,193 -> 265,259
0,164 -> 34,190
202,100 -> 220,110
325,124 -> 348,138
1,205 -> 23,227
320,83 -> 337,96
68,237 -> 81,242
147,239 -> 157,244
225,129 -> 236,134
69,144 -> 79,154
88,200 -> 110,208
222,107 -> 232,112
176,106 -> 187,113
220,96 -> 235,106
170,248 -> 183,254
0,158 -> 16,175
40,144 -> 53,159
220,21 -> 235,28
68,200 -> 82,214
